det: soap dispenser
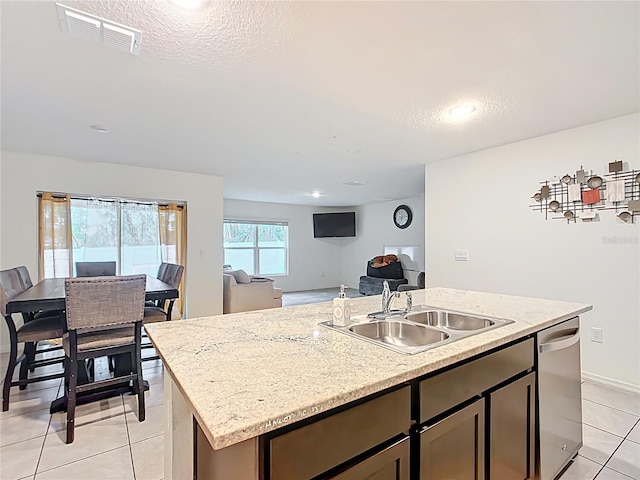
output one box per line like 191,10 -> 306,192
332,285 -> 351,326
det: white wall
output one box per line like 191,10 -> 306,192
341,195 -> 426,290
224,199 -> 350,292
0,152 -> 224,351
425,114 -> 640,389
225,196 -> 426,293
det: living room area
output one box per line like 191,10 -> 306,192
222,194 -> 425,312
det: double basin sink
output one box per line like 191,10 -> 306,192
319,307 -> 513,355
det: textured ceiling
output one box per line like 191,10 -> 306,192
1,1 -> 639,206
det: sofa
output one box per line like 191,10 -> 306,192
223,270 -> 283,314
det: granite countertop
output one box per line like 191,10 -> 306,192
145,287 -> 592,450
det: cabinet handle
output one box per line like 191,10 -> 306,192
538,329 -> 580,354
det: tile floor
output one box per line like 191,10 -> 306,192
281,287 -> 362,307
1,350 -> 639,480
0,351 -> 165,480
558,381 -> 639,480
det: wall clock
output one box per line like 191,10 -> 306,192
393,205 -> 412,229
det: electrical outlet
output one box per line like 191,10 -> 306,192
591,327 -> 603,343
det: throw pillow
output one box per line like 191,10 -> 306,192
229,269 -> 251,284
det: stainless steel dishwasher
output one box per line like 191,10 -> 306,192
537,316 -> 582,480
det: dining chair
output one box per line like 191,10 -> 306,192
143,263 -> 184,323
141,263 -> 184,362
144,263 -> 168,309
75,261 -> 117,277
1,267 -> 65,411
14,266 -> 64,376
63,274 -> 147,443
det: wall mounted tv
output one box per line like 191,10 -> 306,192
313,212 -> 356,238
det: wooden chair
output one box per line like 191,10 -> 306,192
63,274 -> 147,443
143,263 -> 184,323
1,267 -> 64,411
75,261 -> 116,277
15,266 -> 64,375
141,263 -> 183,362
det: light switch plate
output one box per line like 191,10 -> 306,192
455,250 -> 469,261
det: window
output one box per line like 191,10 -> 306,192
69,198 -> 161,277
39,193 -> 186,279
224,221 -> 288,276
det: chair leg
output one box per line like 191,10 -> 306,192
66,348 -> 78,444
19,342 -> 34,390
133,347 -> 145,422
28,341 -> 37,373
2,317 -> 19,411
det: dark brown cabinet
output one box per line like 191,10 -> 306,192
261,338 -> 537,480
330,437 -> 410,480
419,399 -> 485,480
416,339 -> 535,480
268,387 -> 411,480
489,372 -> 536,480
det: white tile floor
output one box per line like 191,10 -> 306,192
1,350 -> 639,480
0,352 -> 165,480
561,381 -> 640,480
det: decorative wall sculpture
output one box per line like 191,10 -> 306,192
530,161 -> 639,223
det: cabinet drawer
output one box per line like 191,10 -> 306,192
270,386 -> 411,480
420,339 -> 534,422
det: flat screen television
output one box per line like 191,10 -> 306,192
313,212 -> 356,238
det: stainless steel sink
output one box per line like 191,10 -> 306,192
319,306 -> 513,355
349,320 -> 449,348
406,310 -> 495,330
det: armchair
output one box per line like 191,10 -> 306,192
223,272 -> 283,314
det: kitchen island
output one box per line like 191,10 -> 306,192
145,287 -> 592,480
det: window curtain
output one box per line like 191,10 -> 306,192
39,193 -> 72,279
159,203 -> 187,318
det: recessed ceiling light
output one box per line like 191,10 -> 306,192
90,124 -> 109,133
311,191 -> 323,198
448,104 -> 477,120
169,0 -> 203,9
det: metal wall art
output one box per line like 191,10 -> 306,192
530,161 -> 640,224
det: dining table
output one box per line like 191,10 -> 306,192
5,274 -> 178,316
5,274 -> 179,413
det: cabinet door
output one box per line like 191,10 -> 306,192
329,437 -> 409,480
419,398 -> 485,480
489,372 -> 535,480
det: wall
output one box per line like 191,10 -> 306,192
0,152 -> 224,351
223,199 -> 348,292
341,195 -> 426,289
425,114 -> 640,389
225,196 -> 426,293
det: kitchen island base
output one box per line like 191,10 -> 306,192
145,289 -> 591,480
165,336 -> 542,480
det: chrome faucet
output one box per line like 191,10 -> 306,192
381,281 -> 400,315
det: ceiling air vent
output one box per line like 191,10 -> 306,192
56,3 -> 141,55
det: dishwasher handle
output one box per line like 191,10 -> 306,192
539,328 -> 580,354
